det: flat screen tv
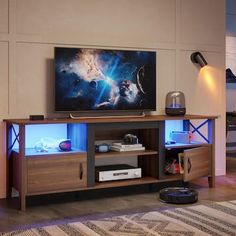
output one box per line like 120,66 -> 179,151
55,47 -> 156,113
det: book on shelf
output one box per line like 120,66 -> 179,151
112,142 -> 143,148
110,145 -> 145,152
178,153 -> 184,174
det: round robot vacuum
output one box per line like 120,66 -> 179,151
159,187 -> 198,204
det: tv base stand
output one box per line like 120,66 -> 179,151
69,111 -> 146,119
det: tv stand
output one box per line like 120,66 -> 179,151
4,114 -> 217,210
69,111 -> 146,119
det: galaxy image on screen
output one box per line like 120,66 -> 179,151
55,47 -> 156,112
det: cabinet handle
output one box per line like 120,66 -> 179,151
80,163 -> 83,180
187,158 -> 192,173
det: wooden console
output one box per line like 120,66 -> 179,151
4,114 -> 216,210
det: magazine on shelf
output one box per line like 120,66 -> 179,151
112,142 -> 143,148
110,145 -> 145,152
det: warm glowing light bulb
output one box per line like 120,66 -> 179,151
199,66 -> 216,93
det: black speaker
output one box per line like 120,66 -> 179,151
165,91 -> 186,116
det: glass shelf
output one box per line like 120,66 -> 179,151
13,148 -> 86,156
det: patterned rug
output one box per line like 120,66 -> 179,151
1,200 -> 236,236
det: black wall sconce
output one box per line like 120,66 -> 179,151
190,51 -> 208,68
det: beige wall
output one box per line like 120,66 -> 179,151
0,0 -> 225,198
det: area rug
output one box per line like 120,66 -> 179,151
1,200 -> 236,236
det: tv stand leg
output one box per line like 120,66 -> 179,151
19,193 -> 26,211
208,176 -> 215,188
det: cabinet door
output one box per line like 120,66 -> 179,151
183,146 -> 211,182
27,154 -> 87,194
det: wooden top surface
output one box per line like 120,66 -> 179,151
4,114 -> 218,125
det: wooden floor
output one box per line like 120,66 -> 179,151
1,157 -> 236,233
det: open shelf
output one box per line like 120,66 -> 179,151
93,176 -> 159,189
27,175 -> 183,196
163,174 -> 183,181
12,148 -> 86,157
95,149 -> 158,159
27,177 -> 159,196
93,175 -> 186,189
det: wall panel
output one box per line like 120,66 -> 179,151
177,50 -> 225,175
177,50 -> 224,115
0,0 -> 8,33
0,42 -> 8,115
16,0 -> 176,47
155,49 -> 176,114
14,45 -> 177,117
180,0 -> 225,46
14,43 -> 54,117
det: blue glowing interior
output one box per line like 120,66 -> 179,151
25,124 -> 67,148
165,120 -> 183,142
11,123 -> 87,155
11,121 -> 183,154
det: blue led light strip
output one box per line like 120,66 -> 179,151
9,125 -> 20,150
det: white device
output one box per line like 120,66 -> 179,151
170,131 -> 191,144
95,164 -> 142,182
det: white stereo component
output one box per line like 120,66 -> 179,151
95,164 -> 142,182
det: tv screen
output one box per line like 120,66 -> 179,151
55,47 -> 156,112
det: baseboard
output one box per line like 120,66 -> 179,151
215,168 -> 226,176
0,187 -> 6,199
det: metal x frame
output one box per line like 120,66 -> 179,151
8,124 -> 20,151
183,119 -> 211,143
